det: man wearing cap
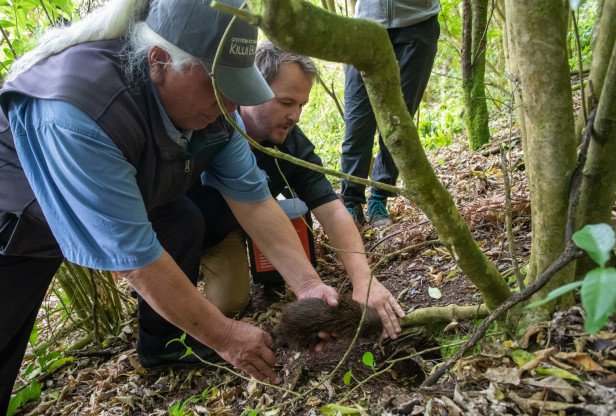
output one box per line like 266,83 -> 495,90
189,42 -> 405,339
0,0 -> 338,409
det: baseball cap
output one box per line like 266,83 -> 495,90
145,0 -> 274,106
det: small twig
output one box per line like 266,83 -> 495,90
0,26 -> 17,59
369,220 -> 430,251
368,230 -> 404,252
70,346 -> 125,358
371,239 -> 441,272
501,143 -> 526,290
316,71 -> 344,120
38,0 -> 55,26
566,92 -> 597,241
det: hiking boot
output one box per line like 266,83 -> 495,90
345,201 -> 365,226
367,196 -> 392,228
138,340 -> 221,370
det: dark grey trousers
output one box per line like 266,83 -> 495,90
341,15 -> 440,204
0,197 -> 206,413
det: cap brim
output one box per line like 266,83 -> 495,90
210,63 -> 274,106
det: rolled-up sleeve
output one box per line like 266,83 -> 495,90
9,97 -> 162,270
203,113 -> 270,202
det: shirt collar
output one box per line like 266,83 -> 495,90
151,85 -> 193,145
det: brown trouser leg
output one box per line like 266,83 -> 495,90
200,229 -> 250,317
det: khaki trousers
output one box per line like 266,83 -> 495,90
200,229 -> 250,317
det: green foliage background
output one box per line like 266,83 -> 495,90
0,0 -> 79,78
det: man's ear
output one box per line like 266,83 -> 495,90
148,46 -> 172,84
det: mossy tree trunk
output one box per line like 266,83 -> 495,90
505,0 -> 578,323
461,0 -> 491,150
245,0 -> 511,310
574,0 -> 616,140
575,2 -> 616,275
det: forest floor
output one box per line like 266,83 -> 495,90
14,125 -> 616,415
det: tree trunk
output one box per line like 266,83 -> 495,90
575,37 -> 616,275
461,0 -> 491,150
245,0 -> 512,310
502,0 -> 528,154
574,0 -> 616,140
505,0 -> 577,320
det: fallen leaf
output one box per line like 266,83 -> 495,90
484,366 -> 520,385
554,352 -> 606,372
535,366 -> 581,382
319,404 -> 361,415
509,391 -> 578,412
518,324 -> 548,348
510,349 -> 535,367
428,287 -> 442,299
522,376 -> 576,402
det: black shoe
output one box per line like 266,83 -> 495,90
138,341 -> 221,370
345,201 -> 365,226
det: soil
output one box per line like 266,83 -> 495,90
14,133 -> 616,415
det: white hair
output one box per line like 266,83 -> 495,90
7,0 -> 150,81
123,22 -> 201,85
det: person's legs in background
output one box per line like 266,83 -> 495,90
367,17 -> 440,227
340,64 -> 377,226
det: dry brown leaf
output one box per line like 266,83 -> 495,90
520,347 -> 556,373
554,352 -> 606,372
484,366 -> 521,385
509,391 -> 577,413
522,375 -> 577,402
519,324 -> 548,349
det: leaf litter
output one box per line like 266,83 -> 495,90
14,135 -> 616,415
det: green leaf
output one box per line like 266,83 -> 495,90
525,281 -> 583,309
46,356 -> 74,372
362,351 -> 375,368
581,268 -> 616,334
510,349 -> 535,367
29,324 -> 39,346
7,382 -> 42,416
319,404 -> 361,416
180,346 -> 193,359
342,370 -> 352,385
536,366 -> 581,382
572,224 -> 616,267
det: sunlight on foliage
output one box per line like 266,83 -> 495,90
0,0 -> 80,78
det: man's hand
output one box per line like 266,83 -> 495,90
296,281 -> 339,306
296,282 -> 339,352
215,319 -> 280,384
353,279 -> 405,339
